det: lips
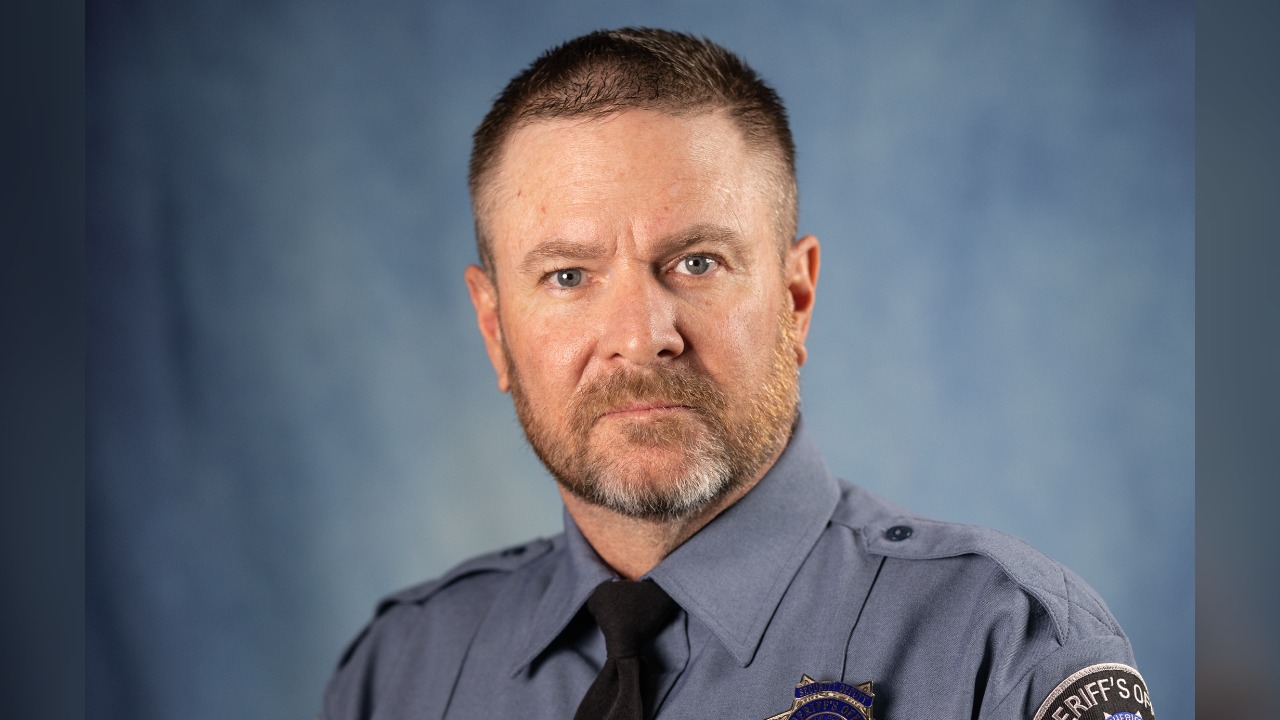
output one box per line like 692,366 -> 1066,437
599,402 -> 695,420
568,367 -> 727,438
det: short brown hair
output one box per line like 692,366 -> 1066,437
468,27 -> 798,273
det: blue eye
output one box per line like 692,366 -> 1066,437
677,256 -> 716,275
554,269 -> 584,287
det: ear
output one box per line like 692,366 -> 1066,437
464,264 -> 511,393
785,234 -> 821,366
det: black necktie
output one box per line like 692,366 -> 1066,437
573,580 -> 678,720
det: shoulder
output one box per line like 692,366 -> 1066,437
831,480 -> 1122,645
322,536 -> 562,718
341,536 -> 559,664
829,481 -> 1151,719
372,537 -> 559,620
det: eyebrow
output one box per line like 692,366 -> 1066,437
518,239 -> 608,275
653,224 -> 749,259
517,224 -> 749,275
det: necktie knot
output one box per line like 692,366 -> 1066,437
587,580 -> 678,659
573,580 -> 677,720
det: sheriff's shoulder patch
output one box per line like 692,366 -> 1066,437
1032,663 -> 1155,720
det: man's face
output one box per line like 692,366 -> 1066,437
466,110 -> 819,521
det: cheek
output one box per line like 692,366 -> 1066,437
688,290 -> 784,374
504,311 -> 593,397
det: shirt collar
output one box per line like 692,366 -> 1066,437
509,504 -> 617,676
508,416 -> 839,674
646,417 -> 839,667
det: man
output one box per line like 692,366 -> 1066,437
322,28 -> 1154,720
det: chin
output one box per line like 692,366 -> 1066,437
572,445 -> 737,522
607,453 -> 707,491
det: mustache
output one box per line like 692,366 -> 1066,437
569,365 -> 727,435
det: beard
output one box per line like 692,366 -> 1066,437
504,305 -> 801,522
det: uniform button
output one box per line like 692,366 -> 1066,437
885,525 -> 913,542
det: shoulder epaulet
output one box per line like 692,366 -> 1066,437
335,537 -> 557,669
859,516 -> 1119,644
374,536 -> 557,615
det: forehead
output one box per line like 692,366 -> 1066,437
497,108 -> 752,178
481,110 -> 776,265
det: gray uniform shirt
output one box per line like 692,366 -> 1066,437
322,420 -> 1154,720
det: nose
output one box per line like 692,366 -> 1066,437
597,270 -> 685,365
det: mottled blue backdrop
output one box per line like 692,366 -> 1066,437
87,2 -> 1193,719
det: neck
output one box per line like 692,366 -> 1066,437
560,447 -> 785,580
